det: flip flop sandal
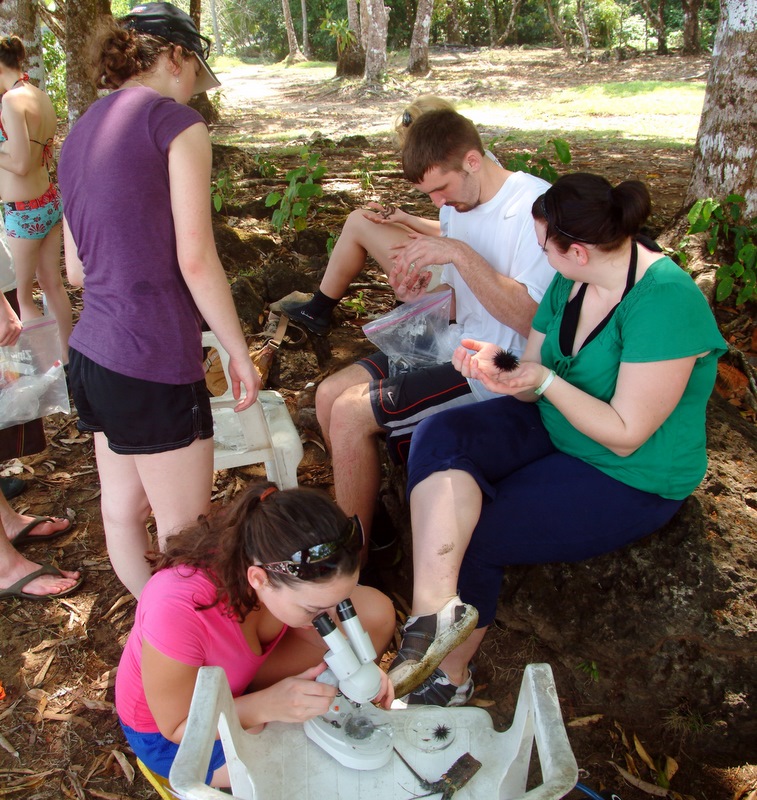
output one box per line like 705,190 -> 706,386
0,563 -> 84,601
11,516 -> 75,549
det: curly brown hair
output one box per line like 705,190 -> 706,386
89,17 -> 192,90
148,482 -> 360,622
0,35 -> 25,71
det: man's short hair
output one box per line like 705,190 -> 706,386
402,109 -> 485,184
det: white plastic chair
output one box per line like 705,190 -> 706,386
169,663 -> 578,800
203,332 -> 303,489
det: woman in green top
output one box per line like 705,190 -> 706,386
386,173 -> 727,708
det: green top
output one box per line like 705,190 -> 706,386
532,255 -> 727,499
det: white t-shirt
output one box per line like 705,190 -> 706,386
438,171 -> 554,398
0,219 -> 16,294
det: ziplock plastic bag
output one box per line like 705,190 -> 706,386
0,317 -> 70,429
362,290 -> 460,376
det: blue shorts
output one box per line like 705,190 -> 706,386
407,397 -> 684,626
69,348 -> 213,455
120,722 -> 225,783
3,183 -> 62,239
359,351 -> 475,464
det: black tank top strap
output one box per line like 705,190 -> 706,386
559,241 -> 639,355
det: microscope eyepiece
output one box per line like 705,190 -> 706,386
313,612 -> 336,637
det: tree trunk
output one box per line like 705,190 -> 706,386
65,0 -> 101,125
281,0 -> 305,63
544,0 -> 572,56
0,0 -> 44,87
656,0 -> 668,53
300,0 -> 311,58
484,0 -> 497,46
681,0 -> 703,54
347,0 -> 359,33
685,0 -> 757,218
638,0 -> 668,54
446,0 -> 463,44
206,0 -> 224,56
363,0 -> 388,85
407,0 -> 433,75
575,0 -> 592,61
497,0 -> 522,45
359,0 -> 370,50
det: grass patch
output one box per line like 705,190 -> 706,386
459,80 -> 705,145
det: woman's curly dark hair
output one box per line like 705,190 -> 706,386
0,35 -> 25,71
148,482 -> 360,622
89,17 -> 192,90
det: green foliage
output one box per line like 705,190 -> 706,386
356,157 -> 385,192
210,168 -> 234,213
326,231 -> 338,257
320,10 -> 355,56
265,149 -> 326,232
497,137 -> 572,184
342,290 -> 368,317
252,154 -> 277,179
41,29 -> 66,120
577,659 -> 600,682
678,196 -> 757,305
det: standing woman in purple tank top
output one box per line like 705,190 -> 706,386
0,35 -> 72,363
58,3 -> 261,598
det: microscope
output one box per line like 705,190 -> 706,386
303,599 -> 394,770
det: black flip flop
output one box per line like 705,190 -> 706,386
11,516 -> 76,549
0,563 -> 84,601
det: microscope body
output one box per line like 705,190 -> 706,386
303,599 -> 394,770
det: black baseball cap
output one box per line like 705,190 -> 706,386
122,2 -> 221,94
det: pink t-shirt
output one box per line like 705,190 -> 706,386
116,567 -> 286,732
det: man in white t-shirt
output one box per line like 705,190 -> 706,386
316,109 -> 554,552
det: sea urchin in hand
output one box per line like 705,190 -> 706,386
492,348 -> 520,372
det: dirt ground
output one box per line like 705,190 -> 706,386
1,49 -> 755,800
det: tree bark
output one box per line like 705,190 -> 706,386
363,0 -> 388,85
206,0 -> 224,56
484,0 -> 497,46
497,0 -> 522,45
359,0 -> 370,50
65,0 -> 101,125
281,0 -> 305,63
681,0 -> 703,54
407,0 -> 433,75
446,0 -> 463,44
300,0 -> 311,58
544,0 -> 572,56
0,0 -> 44,87
575,0 -> 592,61
347,0 -> 359,33
685,0 -> 757,217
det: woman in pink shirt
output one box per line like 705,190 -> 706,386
116,482 -> 395,788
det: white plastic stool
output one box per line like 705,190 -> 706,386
169,664 -> 578,800
203,332 -> 303,489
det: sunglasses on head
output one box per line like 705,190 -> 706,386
402,110 -> 413,127
540,194 -> 594,244
259,515 -> 363,580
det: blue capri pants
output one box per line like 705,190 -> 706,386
406,397 -> 684,627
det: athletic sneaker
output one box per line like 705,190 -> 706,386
388,597 -> 478,699
279,298 -> 332,335
393,667 -> 474,708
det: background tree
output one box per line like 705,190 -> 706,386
407,0 -> 433,75
0,0 -> 44,85
64,0 -> 104,124
638,0 -> 669,53
497,0 -> 522,45
301,0 -> 312,58
685,0 -> 757,217
681,0 -> 704,53
364,0 -> 389,84
575,0 -> 593,60
544,0 -> 572,54
205,0 -> 224,56
282,0 -> 306,62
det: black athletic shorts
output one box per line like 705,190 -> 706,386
68,348 -> 213,455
